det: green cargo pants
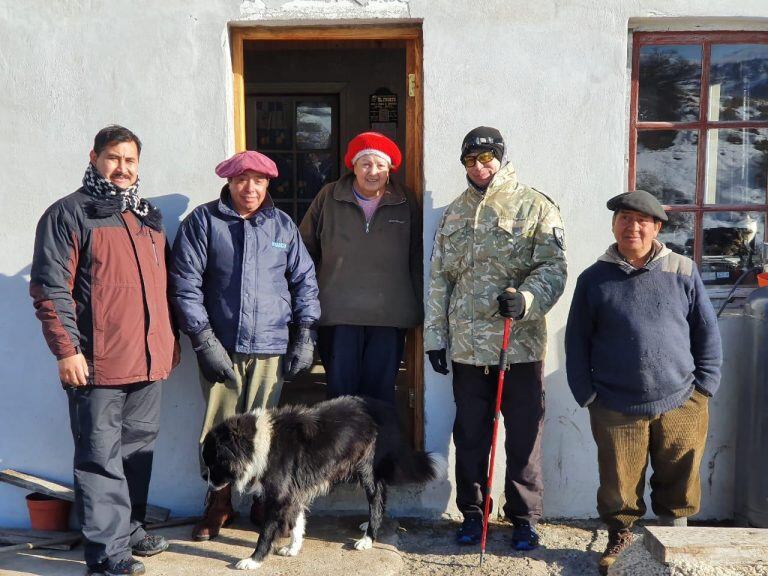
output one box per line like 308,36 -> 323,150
588,389 -> 709,530
197,352 -> 283,475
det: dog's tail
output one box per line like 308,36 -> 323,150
387,450 -> 448,486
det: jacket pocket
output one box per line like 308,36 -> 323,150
439,218 -> 471,273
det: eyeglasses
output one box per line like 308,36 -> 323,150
461,150 -> 496,167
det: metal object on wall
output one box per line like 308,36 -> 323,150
735,286 -> 768,527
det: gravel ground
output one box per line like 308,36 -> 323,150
395,519 -> 768,576
396,518 -> 606,576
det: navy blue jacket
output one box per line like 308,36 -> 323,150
565,243 -> 722,416
169,187 -> 320,355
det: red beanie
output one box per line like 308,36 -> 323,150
344,132 -> 402,172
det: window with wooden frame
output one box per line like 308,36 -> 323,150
629,32 -> 768,286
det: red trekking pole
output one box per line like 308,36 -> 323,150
479,317 -> 512,567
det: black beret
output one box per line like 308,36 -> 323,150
606,190 -> 668,222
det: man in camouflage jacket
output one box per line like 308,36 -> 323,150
425,126 -> 566,550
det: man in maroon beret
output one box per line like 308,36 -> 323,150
169,150 -> 320,541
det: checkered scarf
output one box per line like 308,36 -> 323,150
81,163 -> 162,230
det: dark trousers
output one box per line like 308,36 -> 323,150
67,381 -> 161,568
452,362 -> 544,525
318,325 -> 406,404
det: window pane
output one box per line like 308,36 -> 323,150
636,130 -> 698,204
297,103 -> 332,150
274,200 -> 295,221
638,45 -> 702,122
659,212 -> 695,257
297,200 -> 312,225
705,128 -> 768,205
710,44 -> 768,121
297,152 -> 335,199
256,100 -> 292,150
268,154 -> 293,199
701,211 -> 764,284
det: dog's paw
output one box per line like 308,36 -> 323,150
354,535 -> 373,551
276,545 -> 298,557
235,557 -> 262,570
358,522 -> 369,532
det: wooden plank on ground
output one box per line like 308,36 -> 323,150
0,528 -> 80,550
0,469 -> 170,523
644,526 -> 768,565
0,534 -> 81,555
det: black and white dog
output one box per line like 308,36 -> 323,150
201,395 -> 447,570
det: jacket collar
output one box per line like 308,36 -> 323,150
332,172 -> 406,206
217,184 -> 275,220
598,239 -> 671,274
466,161 -> 518,198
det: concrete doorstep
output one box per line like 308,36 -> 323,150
0,516 -> 402,576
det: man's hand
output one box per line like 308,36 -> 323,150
58,353 -> 90,387
284,325 -> 316,377
497,287 -> 526,320
426,349 -> 450,375
190,327 -> 237,383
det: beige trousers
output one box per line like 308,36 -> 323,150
198,352 -> 283,474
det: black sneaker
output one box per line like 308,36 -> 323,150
105,558 -> 146,576
85,560 -> 108,575
511,521 -> 540,551
131,534 -> 169,557
455,517 -> 483,545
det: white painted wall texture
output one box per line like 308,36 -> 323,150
1,0 -> 766,527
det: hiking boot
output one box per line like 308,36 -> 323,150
85,560 -> 107,575
191,484 -> 237,541
599,528 -> 633,575
131,533 -> 169,557
511,520 -> 540,551
455,516 -> 483,545
105,558 -> 145,576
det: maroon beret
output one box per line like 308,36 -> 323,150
215,150 -> 279,179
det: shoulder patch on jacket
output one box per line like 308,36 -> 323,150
660,252 -> 694,277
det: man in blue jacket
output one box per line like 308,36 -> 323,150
565,190 -> 722,575
169,150 -> 320,541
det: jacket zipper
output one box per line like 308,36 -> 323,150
149,229 -> 160,266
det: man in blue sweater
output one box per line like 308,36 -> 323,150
565,190 -> 721,575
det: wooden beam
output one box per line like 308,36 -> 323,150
232,28 -> 246,152
0,469 -> 170,524
0,528 -> 80,550
644,526 -> 768,566
232,24 -> 421,42
0,534 -> 82,555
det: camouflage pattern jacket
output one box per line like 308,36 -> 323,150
425,162 -> 567,366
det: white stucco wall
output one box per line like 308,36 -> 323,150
1,0 -> 766,527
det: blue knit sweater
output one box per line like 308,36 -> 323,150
565,243 -> 722,415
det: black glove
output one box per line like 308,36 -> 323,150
190,326 -> 236,383
284,324 -> 316,377
426,349 -> 450,375
497,289 -> 526,320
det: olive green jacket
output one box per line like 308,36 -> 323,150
425,162 -> 567,365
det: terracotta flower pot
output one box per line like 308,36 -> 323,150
26,493 -> 72,531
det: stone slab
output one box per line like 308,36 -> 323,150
0,515 -> 401,576
643,526 -> 768,565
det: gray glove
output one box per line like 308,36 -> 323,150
497,289 -> 526,320
284,325 -> 316,377
190,326 -> 236,383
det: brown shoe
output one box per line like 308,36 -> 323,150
191,485 -> 237,541
598,528 -> 632,575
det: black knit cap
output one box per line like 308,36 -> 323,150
607,190 -> 668,222
460,126 -> 505,163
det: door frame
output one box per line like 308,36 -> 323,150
230,23 -> 425,448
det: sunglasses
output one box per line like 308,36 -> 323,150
461,150 -> 496,167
